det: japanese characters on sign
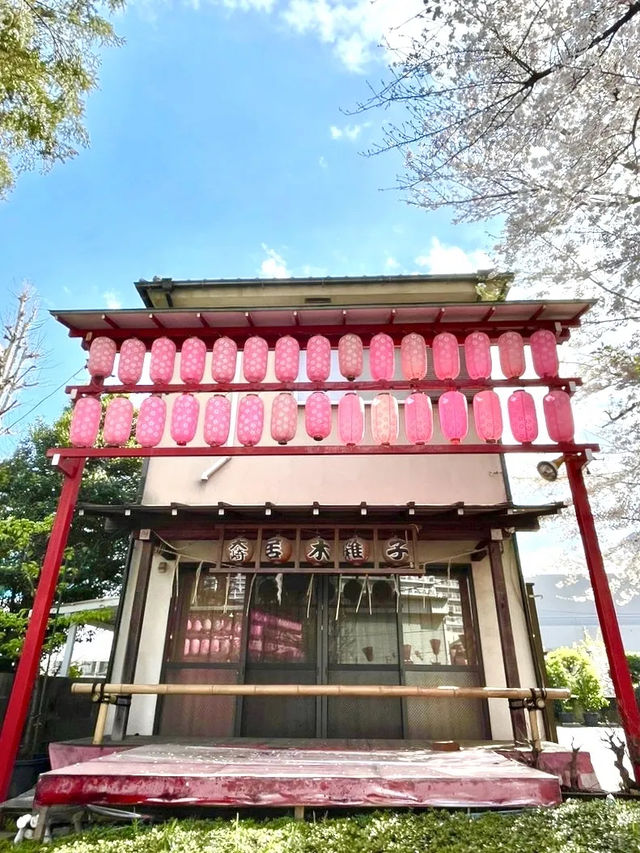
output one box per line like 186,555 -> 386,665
383,537 -> 410,567
264,535 -> 293,564
343,535 -> 370,566
226,536 -> 254,565
305,536 -> 332,565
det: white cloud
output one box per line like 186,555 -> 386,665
385,255 -> 400,270
259,244 -> 290,278
415,238 -> 494,275
329,122 -> 367,141
103,290 -> 123,309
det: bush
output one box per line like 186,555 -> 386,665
626,652 -> 640,687
546,647 -> 607,714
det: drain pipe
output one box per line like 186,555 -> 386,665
200,457 -> 231,482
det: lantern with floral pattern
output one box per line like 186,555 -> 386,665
70,397 -> 102,447
103,397 -> 133,445
117,338 -> 146,385
464,331 -> 492,380
237,394 -> 264,446
274,335 -> 300,382
180,337 -> 207,385
338,334 -> 363,381
433,332 -> 460,380
306,335 -> 331,382
369,333 -> 395,381
243,336 -> 269,383
171,393 -> 199,445
150,337 -> 177,384
543,389 -> 574,442
508,390 -> 538,443
498,332 -> 525,379
270,392 -> 297,445
204,395 -> 231,446
211,336 -> 237,383
305,391 -> 332,441
530,329 -> 559,378
371,393 -> 398,446
472,390 -> 503,442
136,395 -> 167,447
400,333 -> 427,381
404,392 -> 433,445
87,337 -> 116,379
338,392 -> 364,446
439,390 -> 468,443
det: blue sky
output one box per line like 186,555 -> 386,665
0,0 -> 495,447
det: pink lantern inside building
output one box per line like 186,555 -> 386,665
530,329 -> 559,378
543,389 -> 574,442
117,338 -> 146,385
180,337 -> 207,385
204,395 -> 231,446
274,335 -> 300,382
338,334 -> 363,381
136,396 -> 167,447
87,337 -> 116,379
432,332 -> 460,380
69,397 -> 102,447
243,336 -> 269,383
400,333 -> 427,381
150,337 -> 177,384
404,392 -> 433,445
237,394 -> 264,446
508,390 -> 538,443
171,393 -> 199,445
270,392 -> 297,445
369,333 -> 395,381
472,390 -> 503,443
211,337 -> 237,383
498,332 -> 525,379
464,332 -> 492,380
103,397 -> 133,446
305,391 -> 332,441
338,392 -> 364,445
306,335 -> 331,382
438,390 -> 468,443
371,393 -> 399,445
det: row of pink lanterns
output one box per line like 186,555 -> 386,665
69,388 -> 575,449
86,328 -> 560,385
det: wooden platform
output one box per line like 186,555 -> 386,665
36,742 -> 563,809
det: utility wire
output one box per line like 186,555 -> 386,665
1,368 -> 84,433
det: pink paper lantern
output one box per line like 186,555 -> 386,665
150,337 -> 177,384
306,335 -> 331,382
530,329 -> 559,378
338,334 -> 363,381
439,390 -> 468,443
432,332 -> 460,380
404,392 -> 433,445
498,332 -> 525,379
400,333 -> 427,381
543,389 -> 574,443
508,390 -> 538,443
171,393 -> 199,446
204,395 -> 231,446
369,333 -> 395,381
274,335 -> 300,382
305,391 -> 332,441
117,338 -> 146,385
243,336 -> 269,383
136,396 -> 166,447
69,397 -> 101,447
237,394 -> 264,446
180,337 -> 206,385
87,337 -> 116,379
472,390 -> 503,442
270,392 -> 298,445
464,332 -> 492,380
338,392 -> 364,446
371,393 -> 399,446
211,337 -> 237,383
103,397 -> 134,446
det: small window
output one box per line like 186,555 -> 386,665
304,296 -> 332,304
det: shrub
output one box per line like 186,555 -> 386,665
546,647 -> 607,714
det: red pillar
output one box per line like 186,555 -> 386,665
566,454 -> 640,782
0,458 -> 85,801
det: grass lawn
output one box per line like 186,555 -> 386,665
3,800 -> 640,852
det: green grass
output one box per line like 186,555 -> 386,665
4,801 -> 640,852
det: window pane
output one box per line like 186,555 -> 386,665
247,574 -> 316,664
328,576 -> 398,665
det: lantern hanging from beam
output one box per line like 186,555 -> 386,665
508,390 -> 538,443
265,535 -> 292,563
87,337 -> 116,379
338,333 -> 363,381
136,395 -> 167,447
306,536 -> 331,565
404,392 -> 433,445
150,337 -> 177,384
371,393 -> 399,445
344,535 -> 369,565
472,390 -> 503,442
530,329 -> 559,378
243,336 -> 269,383
117,338 -> 146,385
498,332 -> 525,379
543,389 -> 574,442
338,392 -> 364,445
70,396 -> 102,447
306,335 -> 331,382
432,332 -> 460,380
274,335 -> 300,382
464,331 -> 492,380
237,394 -> 264,446
171,393 -> 199,446
369,332 -> 395,381
305,390 -> 332,441
439,390 -> 468,443
103,397 -> 133,446
270,392 -> 297,445
400,333 -> 427,381
180,337 -> 207,385
204,394 -> 231,446
211,336 -> 237,383
383,537 -> 411,566
227,536 -> 254,564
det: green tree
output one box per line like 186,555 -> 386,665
546,646 -> 607,715
0,0 -> 123,197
